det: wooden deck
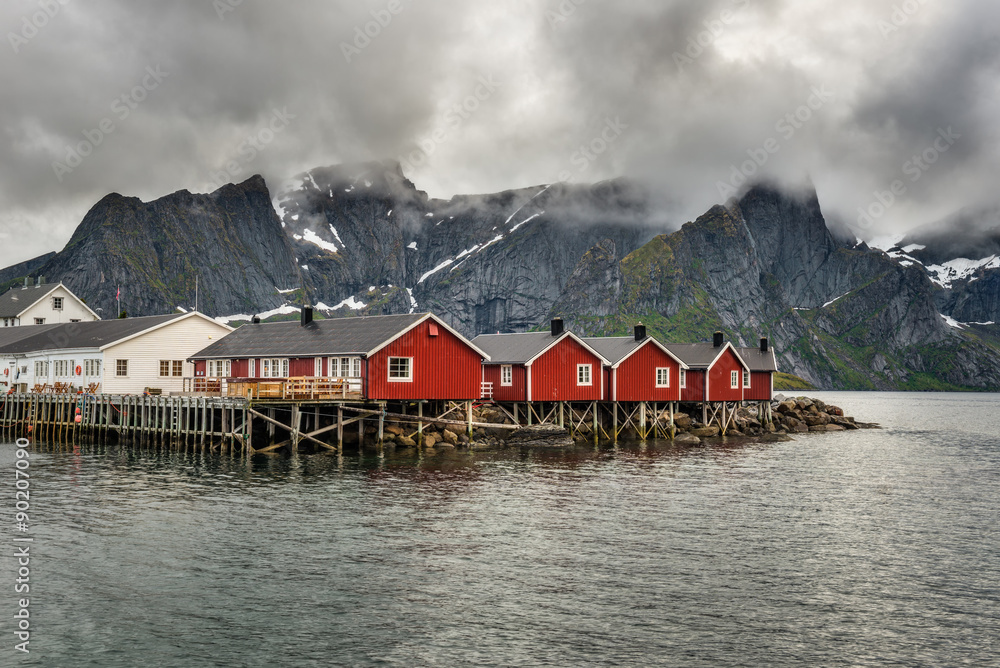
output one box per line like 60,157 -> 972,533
183,377 -> 364,401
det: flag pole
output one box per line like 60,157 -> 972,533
117,285 -> 120,318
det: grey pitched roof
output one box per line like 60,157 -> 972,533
663,343 -> 730,369
582,336 -> 643,365
189,313 -> 429,360
0,283 -> 65,318
0,314 -> 188,354
736,346 -> 778,372
471,332 -> 564,364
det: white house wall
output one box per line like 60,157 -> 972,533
101,316 -> 232,395
14,285 -> 99,325
11,348 -> 103,392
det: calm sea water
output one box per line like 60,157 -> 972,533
2,392 -> 999,667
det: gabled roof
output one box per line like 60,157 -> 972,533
735,346 -> 778,372
189,312 -> 489,361
0,314 -> 193,355
663,341 -> 749,371
0,282 -> 100,320
472,331 -> 611,366
583,336 -> 687,369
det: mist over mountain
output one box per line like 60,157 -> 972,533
4,160 -> 1000,391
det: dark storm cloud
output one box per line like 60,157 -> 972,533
1,0 -> 999,264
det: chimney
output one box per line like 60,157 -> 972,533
713,331 -> 724,348
22,278 -> 28,290
301,306 -> 313,326
634,323 -> 647,342
251,315 -> 261,324
550,318 -> 564,336
36,276 -> 42,287
760,337 -> 769,353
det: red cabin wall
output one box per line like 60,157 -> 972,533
707,348 -> 745,402
529,337 -> 604,402
745,371 -> 772,401
615,343 -> 682,402
289,357 -> 315,377
603,367 -> 612,401
368,319 -> 483,400
231,359 -> 249,378
194,360 -> 206,377
680,369 -> 705,402
484,364 -> 528,402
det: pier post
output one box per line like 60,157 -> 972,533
466,400 -> 473,438
417,401 -> 423,446
640,402 -> 647,440
612,402 -> 618,442
670,402 -> 675,440
337,405 -> 343,451
558,402 -> 564,429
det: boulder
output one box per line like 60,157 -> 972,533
422,433 -> 437,447
691,425 -> 720,438
442,429 -> 459,445
506,425 -> 573,447
825,424 -> 846,431
674,415 -> 693,429
777,401 -> 797,414
384,425 -> 404,436
793,423 -> 809,433
673,432 -> 701,445
805,415 -> 830,427
827,406 -> 844,417
458,433 -> 471,444
397,435 -> 416,447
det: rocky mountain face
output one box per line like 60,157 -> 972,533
5,161 -> 1000,390
25,176 -> 301,318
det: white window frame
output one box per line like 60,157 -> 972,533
173,361 -> 184,377
159,360 -> 171,377
84,359 -> 100,377
388,357 -> 412,382
328,357 -> 340,377
731,370 -> 739,389
655,367 -> 670,388
260,358 -> 288,379
116,359 -> 128,378
248,359 -> 256,377
501,365 -> 512,386
577,364 -> 592,386
52,296 -> 63,310
743,369 -> 751,388
680,369 -> 686,388
352,357 -> 362,378
34,318 -> 44,325
315,357 -> 323,376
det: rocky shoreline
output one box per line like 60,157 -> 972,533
369,396 -> 878,451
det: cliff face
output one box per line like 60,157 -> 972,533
550,185 -> 1000,390
32,175 -> 301,317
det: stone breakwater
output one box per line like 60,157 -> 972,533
368,397 -> 876,451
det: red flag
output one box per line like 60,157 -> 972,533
116,286 -> 120,300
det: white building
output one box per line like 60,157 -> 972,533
0,279 -> 100,327
0,312 -> 232,394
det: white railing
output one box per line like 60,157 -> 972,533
481,381 -> 493,399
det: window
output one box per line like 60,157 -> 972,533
680,369 -> 686,388
501,365 -> 512,386
388,357 -> 412,381
259,359 -> 287,378
53,297 -> 63,310
70,319 -> 81,323
731,370 -> 739,388
160,360 -> 170,377
315,357 -> 323,376
208,360 -> 231,378
655,368 -> 670,387
330,357 -> 361,378
116,359 -> 128,377
84,359 -> 101,376
34,361 -> 48,377
53,360 -> 67,377
743,369 -> 751,388
34,318 -> 44,325
248,359 -> 255,377
173,361 -> 183,377
577,364 -> 592,386
352,358 -> 361,377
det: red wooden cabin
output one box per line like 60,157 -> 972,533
189,309 -> 489,401
665,333 -> 750,403
736,338 -> 778,402
473,319 -> 610,402
583,325 -> 688,402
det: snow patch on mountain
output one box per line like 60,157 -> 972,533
302,229 -> 338,254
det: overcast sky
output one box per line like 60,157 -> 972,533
1,0 -> 999,265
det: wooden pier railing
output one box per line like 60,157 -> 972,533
182,377 -> 363,401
